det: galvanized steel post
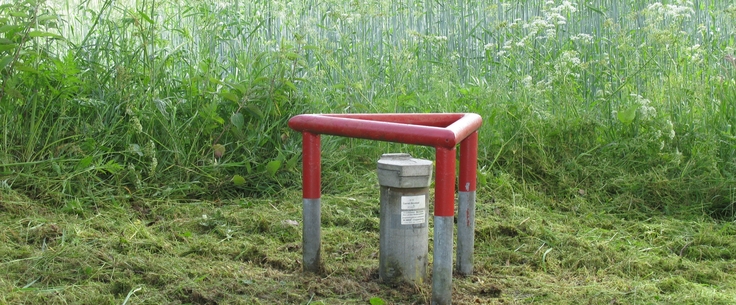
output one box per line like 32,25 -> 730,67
457,131 -> 478,275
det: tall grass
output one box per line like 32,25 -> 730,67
1,0 -> 735,218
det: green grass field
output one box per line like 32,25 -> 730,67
1,0 -> 736,303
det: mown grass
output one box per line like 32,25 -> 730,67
2,181 -> 736,304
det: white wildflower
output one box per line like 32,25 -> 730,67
131,117 -> 143,133
521,75 -> 533,88
484,42 -> 495,51
646,1 -> 694,20
150,157 -> 157,176
673,148 -> 682,166
502,40 -> 513,50
533,108 -> 551,120
647,3 -> 663,12
684,44 -> 703,64
571,33 -> 595,43
562,51 -> 581,66
631,94 -> 657,120
557,1 -> 577,13
146,140 -> 156,156
536,78 -> 553,90
545,28 -> 557,38
525,17 -> 553,33
546,12 -> 566,26
516,37 -> 527,47
554,50 -> 582,77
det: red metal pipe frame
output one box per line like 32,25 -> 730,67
288,113 -> 481,149
291,115 -> 483,215
324,113 -> 463,127
292,113 -> 481,294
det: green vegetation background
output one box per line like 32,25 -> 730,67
1,0 -> 736,304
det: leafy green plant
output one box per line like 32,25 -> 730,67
369,296 -> 386,305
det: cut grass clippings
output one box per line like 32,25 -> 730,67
2,181 -> 736,304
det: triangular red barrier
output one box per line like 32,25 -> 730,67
288,113 -> 481,148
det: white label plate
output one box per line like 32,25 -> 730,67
401,210 -> 425,225
401,195 -> 426,210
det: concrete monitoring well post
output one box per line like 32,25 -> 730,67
376,153 -> 433,284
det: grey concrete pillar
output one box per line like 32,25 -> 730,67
377,153 -> 433,284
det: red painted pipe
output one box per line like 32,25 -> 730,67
325,113 -> 464,127
435,147 -> 456,217
446,115 -> 483,146
459,131 -> 478,192
302,132 -> 321,199
288,113 -> 481,149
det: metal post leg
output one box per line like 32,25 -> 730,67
432,147 -> 455,305
302,132 -> 322,273
457,131 -> 478,275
